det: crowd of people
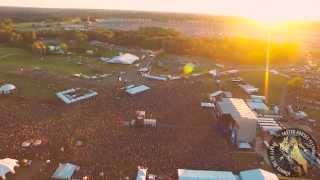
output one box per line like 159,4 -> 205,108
0,69 -> 256,179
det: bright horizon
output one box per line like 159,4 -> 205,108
1,0 -> 320,22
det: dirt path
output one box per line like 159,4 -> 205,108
0,53 -> 19,60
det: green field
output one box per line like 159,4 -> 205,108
0,46 -> 97,74
0,46 -> 133,74
221,71 -> 289,105
239,71 -> 289,105
0,46 -> 134,99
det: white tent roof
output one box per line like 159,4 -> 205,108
247,100 -> 269,111
107,53 -> 139,64
240,169 -> 278,180
136,168 -> 147,180
0,84 -> 16,91
126,85 -> 150,95
0,158 -> 19,180
210,91 -> 224,97
217,98 -> 258,143
239,84 -> 259,94
52,163 -> 79,179
178,169 -> 236,180
218,98 -> 258,120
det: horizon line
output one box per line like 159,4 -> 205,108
0,5 -> 320,23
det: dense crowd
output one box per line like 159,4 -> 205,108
0,71 -> 257,179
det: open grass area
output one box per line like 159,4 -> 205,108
239,71 -> 289,105
221,71 -> 289,105
0,72 -> 60,100
0,46 -> 96,74
0,46 -> 135,100
151,54 -> 218,75
0,46 -> 134,75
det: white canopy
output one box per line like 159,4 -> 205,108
239,84 -> 259,94
136,168 -> 147,180
0,158 -> 19,180
52,163 -> 79,179
210,91 -> 224,97
178,169 -> 236,180
240,169 -> 278,180
0,84 -> 16,92
107,53 -> 139,64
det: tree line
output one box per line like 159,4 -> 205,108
0,18 -> 302,65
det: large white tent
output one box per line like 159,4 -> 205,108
239,169 -> 278,180
0,84 -> 16,94
106,53 -> 139,65
216,98 -> 258,144
0,158 -> 19,180
178,169 -> 237,180
239,84 -> 259,94
136,167 -> 147,180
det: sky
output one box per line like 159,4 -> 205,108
1,0 -> 320,21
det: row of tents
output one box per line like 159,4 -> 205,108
137,168 -> 279,180
178,169 -> 279,180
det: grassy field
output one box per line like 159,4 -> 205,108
0,46 -> 135,100
0,46 -> 133,75
221,71 -> 289,105
151,54 -> 218,75
0,46 -> 96,74
239,71 -> 289,105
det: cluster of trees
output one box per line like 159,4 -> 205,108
0,18 -> 302,65
0,18 -> 39,47
103,27 -> 301,65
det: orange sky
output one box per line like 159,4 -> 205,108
1,0 -> 320,21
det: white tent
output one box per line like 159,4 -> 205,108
239,84 -> 259,94
178,169 -> 237,180
52,163 -> 79,179
209,91 -> 224,98
126,85 -> 150,95
0,84 -> 16,94
107,53 -> 139,65
217,98 -> 258,144
240,169 -> 278,180
136,167 -> 147,180
142,74 -> 167,81
0,158 -> 19,180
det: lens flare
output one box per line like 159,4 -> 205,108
264,33 -> 271,103
183,63 -> 194,75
